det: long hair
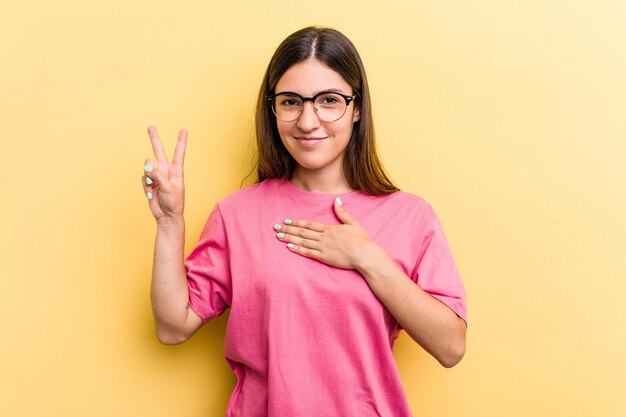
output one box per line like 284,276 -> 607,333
255,26 -> 398,195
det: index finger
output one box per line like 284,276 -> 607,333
147,125 -> 170,165
283,218 -> 327,233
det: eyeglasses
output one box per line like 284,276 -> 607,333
266,91 -> 356,122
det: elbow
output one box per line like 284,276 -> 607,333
153,310 -> 200,346
156,328 -> 192,346
439,337 -> 466,368
439,346 -> 465,368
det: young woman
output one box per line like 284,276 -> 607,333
142,26 -> 467,417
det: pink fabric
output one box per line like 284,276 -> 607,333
184,179 -> 467,417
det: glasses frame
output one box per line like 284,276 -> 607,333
266,90 -> 357,122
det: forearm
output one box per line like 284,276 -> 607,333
356,243 -> 466,368
150,216 -> 192,342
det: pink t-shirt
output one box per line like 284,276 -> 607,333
184,178 -> 467,417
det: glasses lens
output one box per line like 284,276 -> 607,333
273,94 -> 303,122
314,93 -> 347,122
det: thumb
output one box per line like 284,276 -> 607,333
333,197 -> 355,225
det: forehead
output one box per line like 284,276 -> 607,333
275,59 -> 352,95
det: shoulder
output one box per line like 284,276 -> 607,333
216,178 -> 284,212
388,190 -> 432,208
367,190 -> 436,219
346,190 -> 438,233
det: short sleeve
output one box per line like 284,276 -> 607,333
411,211 -> 468,323
184,204 -> 232,323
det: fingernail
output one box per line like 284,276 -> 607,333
277,232 -> 285,239
273,224 -> 281,231
284,219 -> 293,225
143,165 -> 153,173
146,192 -> 153,200
146,177 -> 153,185
287,243 -> 294,249
336,197 -> 343,206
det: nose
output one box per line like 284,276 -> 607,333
296,101 -> 321,131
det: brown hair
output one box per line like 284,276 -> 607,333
254,26 -> 398,195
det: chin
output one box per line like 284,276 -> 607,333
293,159 -> 325,171
293,155 -> 343,173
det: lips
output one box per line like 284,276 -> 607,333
295,136 -> 327,148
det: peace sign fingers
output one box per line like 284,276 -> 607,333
170,128 -> 188,177
147,125 -> 170,166
143,125 -> 188,222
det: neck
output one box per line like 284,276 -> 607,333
290,167 -> 353,194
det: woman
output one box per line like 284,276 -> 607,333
142,26 -> 467,417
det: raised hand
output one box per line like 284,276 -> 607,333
142,126 -> 188,224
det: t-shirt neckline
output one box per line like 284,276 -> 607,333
276,178 -> 364,203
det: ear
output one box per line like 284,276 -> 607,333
352,104 -> 361,123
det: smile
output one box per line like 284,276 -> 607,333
295,136 -> 327,147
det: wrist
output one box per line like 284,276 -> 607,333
156,215 -> 185,228
353,241 -> 390,275
156,216 -> 186,240
354,242 -> 403,289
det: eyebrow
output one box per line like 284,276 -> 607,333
275,88 -> 349,96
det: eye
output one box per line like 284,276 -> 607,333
317,94 -> 342,106
278,95 -> 302,108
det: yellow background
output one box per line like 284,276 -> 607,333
1,1 -> 625,416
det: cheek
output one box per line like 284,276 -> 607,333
339,120 -> 357,140
276,121 -> 293,139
